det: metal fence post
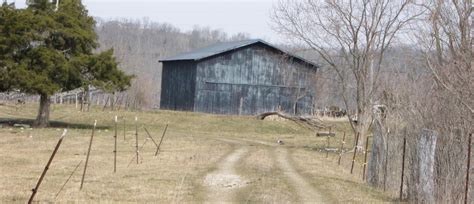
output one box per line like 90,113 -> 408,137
114,116 -> 117,173
29,129 -> 68,204
362,136 -> 370,180
351,133 -> 360,174
80,121 -> 96,190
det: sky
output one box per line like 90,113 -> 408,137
9,0 -> 283,43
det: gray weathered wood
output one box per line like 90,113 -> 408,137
416,129 -> 437,203
160,43 -> 317,115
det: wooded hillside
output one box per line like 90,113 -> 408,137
95,18 -> 249,108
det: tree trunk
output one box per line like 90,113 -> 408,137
33,94 -> 51,128
352,108 -> 372,151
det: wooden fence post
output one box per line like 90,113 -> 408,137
362,136 -> 370,180
400,137 -> 407,201
326,136 -> 330,158
135,117 -> 139,164
80,120 -> 96,190
383,130 -> 390,192
28,129 -> 68,204
326,127 -> 332,158
350,133 -> 360,174
338,132 -> 346,165
465,133 -> 472,204
413,129 -> 438,202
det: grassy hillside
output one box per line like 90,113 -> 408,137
0,103 -> 392,203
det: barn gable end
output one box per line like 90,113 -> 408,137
159,60 -> 197,111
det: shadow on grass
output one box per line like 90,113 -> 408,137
0,118 -> 109,129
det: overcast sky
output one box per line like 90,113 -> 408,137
10,0 -> 283,43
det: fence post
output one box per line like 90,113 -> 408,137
80,121 -> 96,190
155,124 -> 169,156
465,133 -> 472,204
362,136 -> 370,180
383,130 -> 390,192
326,127 -> 332,158
338,132 -> 346,165
135,117 -> 139,164
114,116 -> 117,173
123,118 -> 126,140
326,136 -> 331,158
413,129 -> 438,202
399,137 -> 406,201
144,127 -> 159,149
28,129 -> 68,204
350,133 -> 360,174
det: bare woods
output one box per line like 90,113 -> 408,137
272,0 -> 472,202
95,19 -> 249,109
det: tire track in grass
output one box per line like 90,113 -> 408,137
274,147 -> 324,203
203,146 -> 248,203
211,138 -> 325,203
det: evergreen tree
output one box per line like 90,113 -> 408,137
0,0 -> 132,127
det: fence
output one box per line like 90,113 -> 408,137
0,88 -> 147,110
368,113 -> 472,203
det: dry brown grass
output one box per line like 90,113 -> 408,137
0,103 -> 393,203
235,145 -> 297,203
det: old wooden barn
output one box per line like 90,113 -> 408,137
159,39 -> 319,115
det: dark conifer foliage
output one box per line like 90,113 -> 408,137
0,0 -> 132,127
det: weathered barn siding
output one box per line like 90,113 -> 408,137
193,44 -> 316,115
160,60 -> 196,111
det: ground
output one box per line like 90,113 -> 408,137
0,103 -> 394,203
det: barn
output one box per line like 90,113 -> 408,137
159,39 -> 319,115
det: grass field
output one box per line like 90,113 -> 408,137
0,103 -> 393,203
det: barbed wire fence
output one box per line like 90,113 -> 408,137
368,110 -> 472,203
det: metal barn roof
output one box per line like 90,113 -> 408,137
159,39 -> 319,68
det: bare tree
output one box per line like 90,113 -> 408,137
415,0 -> 473,114
272,0 -> 422,146
365,0 -> 472,199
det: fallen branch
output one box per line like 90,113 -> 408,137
256,112 -> 328,130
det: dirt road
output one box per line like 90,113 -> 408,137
274,147 -> 324,202
204,146 -> 249,203
204,138 -> 324,203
